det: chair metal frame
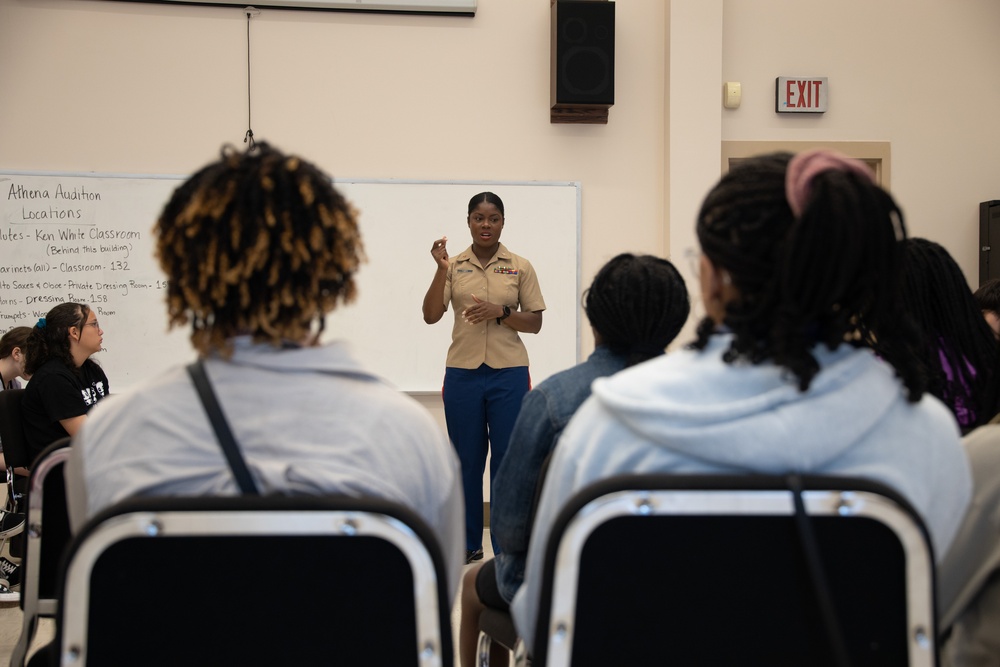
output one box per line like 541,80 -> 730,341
476,452 -> 553,666
531,474 -> 938,667
55,495 -> 453,667
477,606 -> 527,667
11,440 -> 71,667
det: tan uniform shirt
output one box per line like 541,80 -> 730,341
443,243 -> 546,369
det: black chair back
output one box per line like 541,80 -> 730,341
0,388 -> 31,470
54,494 -> 454,667
531,474 -> 937,667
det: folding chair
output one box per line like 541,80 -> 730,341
477,452 -> 553,666
11,439 -> 71,667
0,389 -> 30,514
53,494 -> 454,666
0,389 -> 31,594
529,474 -> 938,667
0,387 -> 31,470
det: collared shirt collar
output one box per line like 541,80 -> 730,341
454,242 -> 513,267
211,336 -> 383,383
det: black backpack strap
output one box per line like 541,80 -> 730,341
187,360 -> 260,496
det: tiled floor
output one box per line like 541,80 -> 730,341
453,529 -> 495,664
0,530 -> 495,666
0,601 -> 52,665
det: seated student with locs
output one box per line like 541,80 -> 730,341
878,238 -> 1000,433
22,303 -> 109,464
65,142 -> 466,598
509,150 -> 973,647
457,253 -> 691,667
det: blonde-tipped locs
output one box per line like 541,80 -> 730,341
154,143 -> 365,356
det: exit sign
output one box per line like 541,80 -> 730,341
776,77 -> 828,113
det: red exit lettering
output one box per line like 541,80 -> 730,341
776,77 -> 829,113
786,80 -> 823,108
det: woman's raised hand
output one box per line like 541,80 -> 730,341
431,236 -> 449,270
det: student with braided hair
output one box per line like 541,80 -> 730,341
882,238 -> 1000,432
65,143 -> 465,598
510,151 -> 972,648
457,253 -> 690,667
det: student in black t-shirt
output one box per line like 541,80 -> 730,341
22,302 -> 109,464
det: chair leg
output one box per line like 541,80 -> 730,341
477,630 -> 492,667
11,612 -> 37,667
512,639 -> 530,667
477,632 -> 516,667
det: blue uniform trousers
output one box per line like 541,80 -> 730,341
443,364 -> 530,553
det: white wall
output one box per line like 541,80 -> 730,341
3,0 -> 999,497
0,0 -> 668,299
667,1 -> 723,344
0,0 -> 671,502
5,0 -> 998,354
721,0 -> 1000,283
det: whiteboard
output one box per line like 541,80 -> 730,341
0,171 -> 580,393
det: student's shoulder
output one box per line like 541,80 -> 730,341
909,391 -> 964,434
508,252 -> 536,271
31,358 -> 69,378
25,359 -> 74,390
87,365 -> 191,421
373,386 -> 442,427
81,358 -> 110,380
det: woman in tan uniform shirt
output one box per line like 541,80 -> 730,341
422,192 -> 545,562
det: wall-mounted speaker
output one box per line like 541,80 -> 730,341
550,0 -> 615,124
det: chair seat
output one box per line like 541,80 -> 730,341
480,607 -> 519,650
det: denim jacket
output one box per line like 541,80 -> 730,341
490,346 -> 627,602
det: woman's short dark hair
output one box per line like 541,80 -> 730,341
584,253 -> 690,367
973,278 -> 1000,314
467,192 -> 505,217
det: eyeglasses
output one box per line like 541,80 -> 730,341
85,320 -> 100,329
682,247 -> 701,279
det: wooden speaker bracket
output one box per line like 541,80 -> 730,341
550,104 -> 610,124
